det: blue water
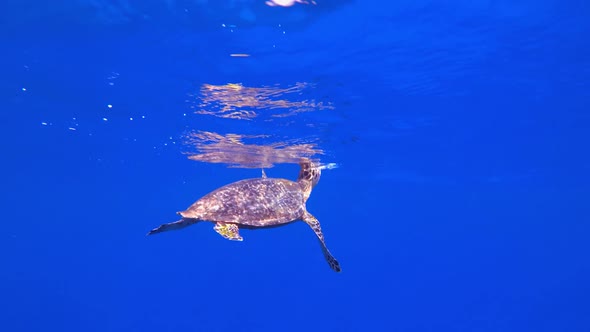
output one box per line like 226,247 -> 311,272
2,1 -> 589,331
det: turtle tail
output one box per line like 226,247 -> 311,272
147,218 -> 197,235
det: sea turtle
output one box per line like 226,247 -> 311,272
147,159 -> 341,272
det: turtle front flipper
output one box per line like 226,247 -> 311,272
302,212 -> 341,272
147,218 -> 196,235
214,222 -> 243,241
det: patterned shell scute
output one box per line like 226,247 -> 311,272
192,178 -> 305,227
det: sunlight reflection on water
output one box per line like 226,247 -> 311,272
183,131 -> 324,168
189,82 -> 333,121
184,82 -> 335,169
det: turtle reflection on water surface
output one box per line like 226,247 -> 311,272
148,159 -> 341,272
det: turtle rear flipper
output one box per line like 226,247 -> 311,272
147,218 -> 196,235
214,222 -> 243,241
302,212 -> 341,272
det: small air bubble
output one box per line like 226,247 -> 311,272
319,163 -> 339,170
102,118 -> 108,121
129,117 -> 134,121
41,122 -> 48,126
22,88 -> 27,91
107,104 -> 113,109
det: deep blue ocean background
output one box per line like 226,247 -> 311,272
2,1 -> 589,331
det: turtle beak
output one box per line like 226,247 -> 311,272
311,168 -> 321,187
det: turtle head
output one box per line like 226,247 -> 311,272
297,159 -> 321,196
